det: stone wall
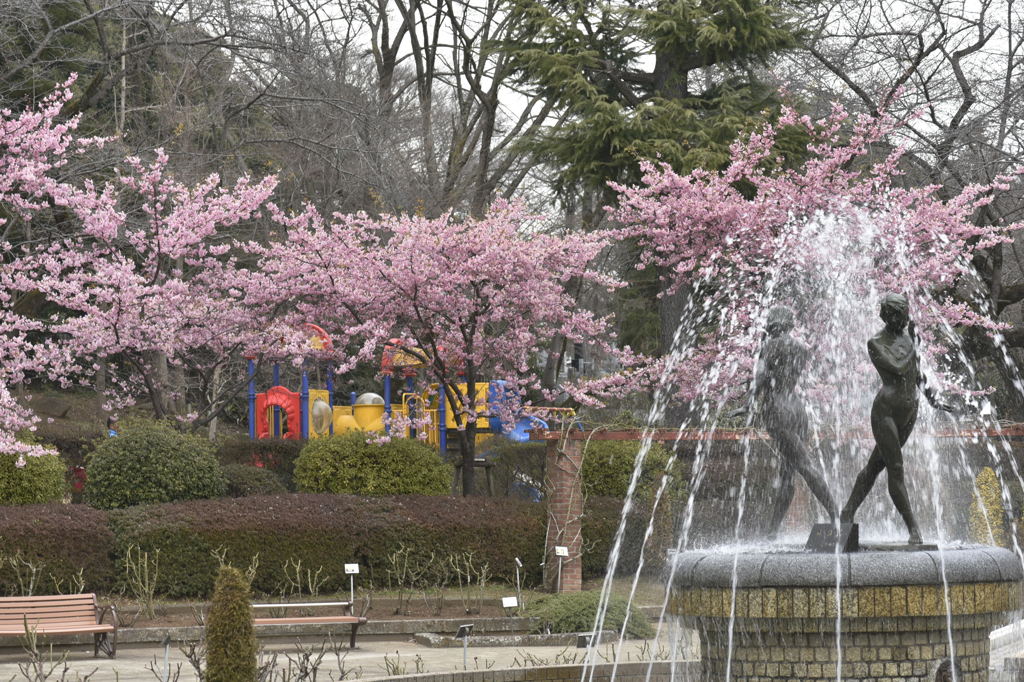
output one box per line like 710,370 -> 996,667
694,612 -> 1000,681
673,546 -> 1024,681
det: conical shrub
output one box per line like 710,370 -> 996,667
206,565 -> 257,682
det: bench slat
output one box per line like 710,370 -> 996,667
0,624 -> 115,635
0,614 -> 97,622
0,602 -> 96,606
0,595 -> 97,604
0,618 -> 98,627
252,602 -> 352,609
0,605 -> 97,614
254,616 -> 365,625
0,604 -> 96,612
0,610 -> 96,614
0,611 -> 97,620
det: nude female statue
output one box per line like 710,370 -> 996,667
738,306 -> 838,538
840,293 -> 953,544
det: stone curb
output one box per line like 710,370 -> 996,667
0,616 -> 538,648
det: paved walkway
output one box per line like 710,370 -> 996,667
0,634 -> 694,681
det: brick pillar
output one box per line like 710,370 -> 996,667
543,436 -> 583,592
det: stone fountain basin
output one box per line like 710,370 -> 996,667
673,544 -> 1022,590
670,546 -> 1024,681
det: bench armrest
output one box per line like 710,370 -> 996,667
97,604 -> 118,628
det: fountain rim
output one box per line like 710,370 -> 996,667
671,544 -> 1022,589
531,424 -> 1024,442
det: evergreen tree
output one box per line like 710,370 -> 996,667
510,0 -> 801,194
510,0 -> 803,358
206,566 -> 258,682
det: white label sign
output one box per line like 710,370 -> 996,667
502,596 -> 519,608
554,546 -> 569,558
345,564 -> 360,574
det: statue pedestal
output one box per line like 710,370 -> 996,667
806,523 -> 859,552
671,546 -> 1023,681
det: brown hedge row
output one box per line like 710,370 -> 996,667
0,503 -> 117,594
109,494 -> 550,597
0,494 -> 629,598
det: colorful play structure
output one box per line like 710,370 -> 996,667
246,330 -> 573,452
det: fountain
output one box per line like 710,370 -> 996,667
666,293 -> 1024,681
577,111 -> 1024,682
660,295 -> 1024,679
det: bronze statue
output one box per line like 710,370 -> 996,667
738,306 -> 838,538
840,293 -> 953,544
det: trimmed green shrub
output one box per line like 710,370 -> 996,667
581,496 -> 622,579
206,566 -> 257,682
85,419 -> 227,509
221,464 -> 288,497
0,503 -> 116,593
581,440 -> 674,499
216,437 -> 303,488
108,494 -> 546,597
581,441 -> 685,575
529,590 -> 655,639
0,450 -> 65,505
483,440 -> 546,499
295,433 -> 451,495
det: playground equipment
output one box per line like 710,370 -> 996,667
247,334 -> 573,449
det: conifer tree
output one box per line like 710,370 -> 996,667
510,0 -> 799,194
206,566 -> 258,682
510,0 -> 801,356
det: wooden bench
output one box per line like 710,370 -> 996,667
0,594 -> 117,658
252,601 -> 367,648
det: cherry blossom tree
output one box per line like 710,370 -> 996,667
27,150 -> 280,428
0,77 -> 105,461
250,201 -> 628,494
612,105 -> 1022,403
0,78 -> 286,446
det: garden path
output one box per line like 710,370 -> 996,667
0,634 -> 691,681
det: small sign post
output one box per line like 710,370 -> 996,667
501,596 -> 518,616
345,563 -> 360,602
554,546 -> 569,592
514,557 -> 523,609
456,623 -> 474,669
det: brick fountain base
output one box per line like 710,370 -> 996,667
671,546 -> 1023,681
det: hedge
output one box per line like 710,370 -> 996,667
530,590 -> 655,639
221,464 -> 289,498
216,437 -> 303,488
0,450 -> 66,505
582,496 -> 622,578
109,494 -> 547,597
0,504 -> 117,594
581,440 -> 676,500
0,493 -> 629,598
295,433 -> 451,495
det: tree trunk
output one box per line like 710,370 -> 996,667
207,363 -> 223,441
657,277 -> 690,357
171,364 -> 187,415
147,350 -> 170,416
658,273 -> 692,427
460,420 -> 477,496
95,359 -> 106,392
542,335 -> 567,390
